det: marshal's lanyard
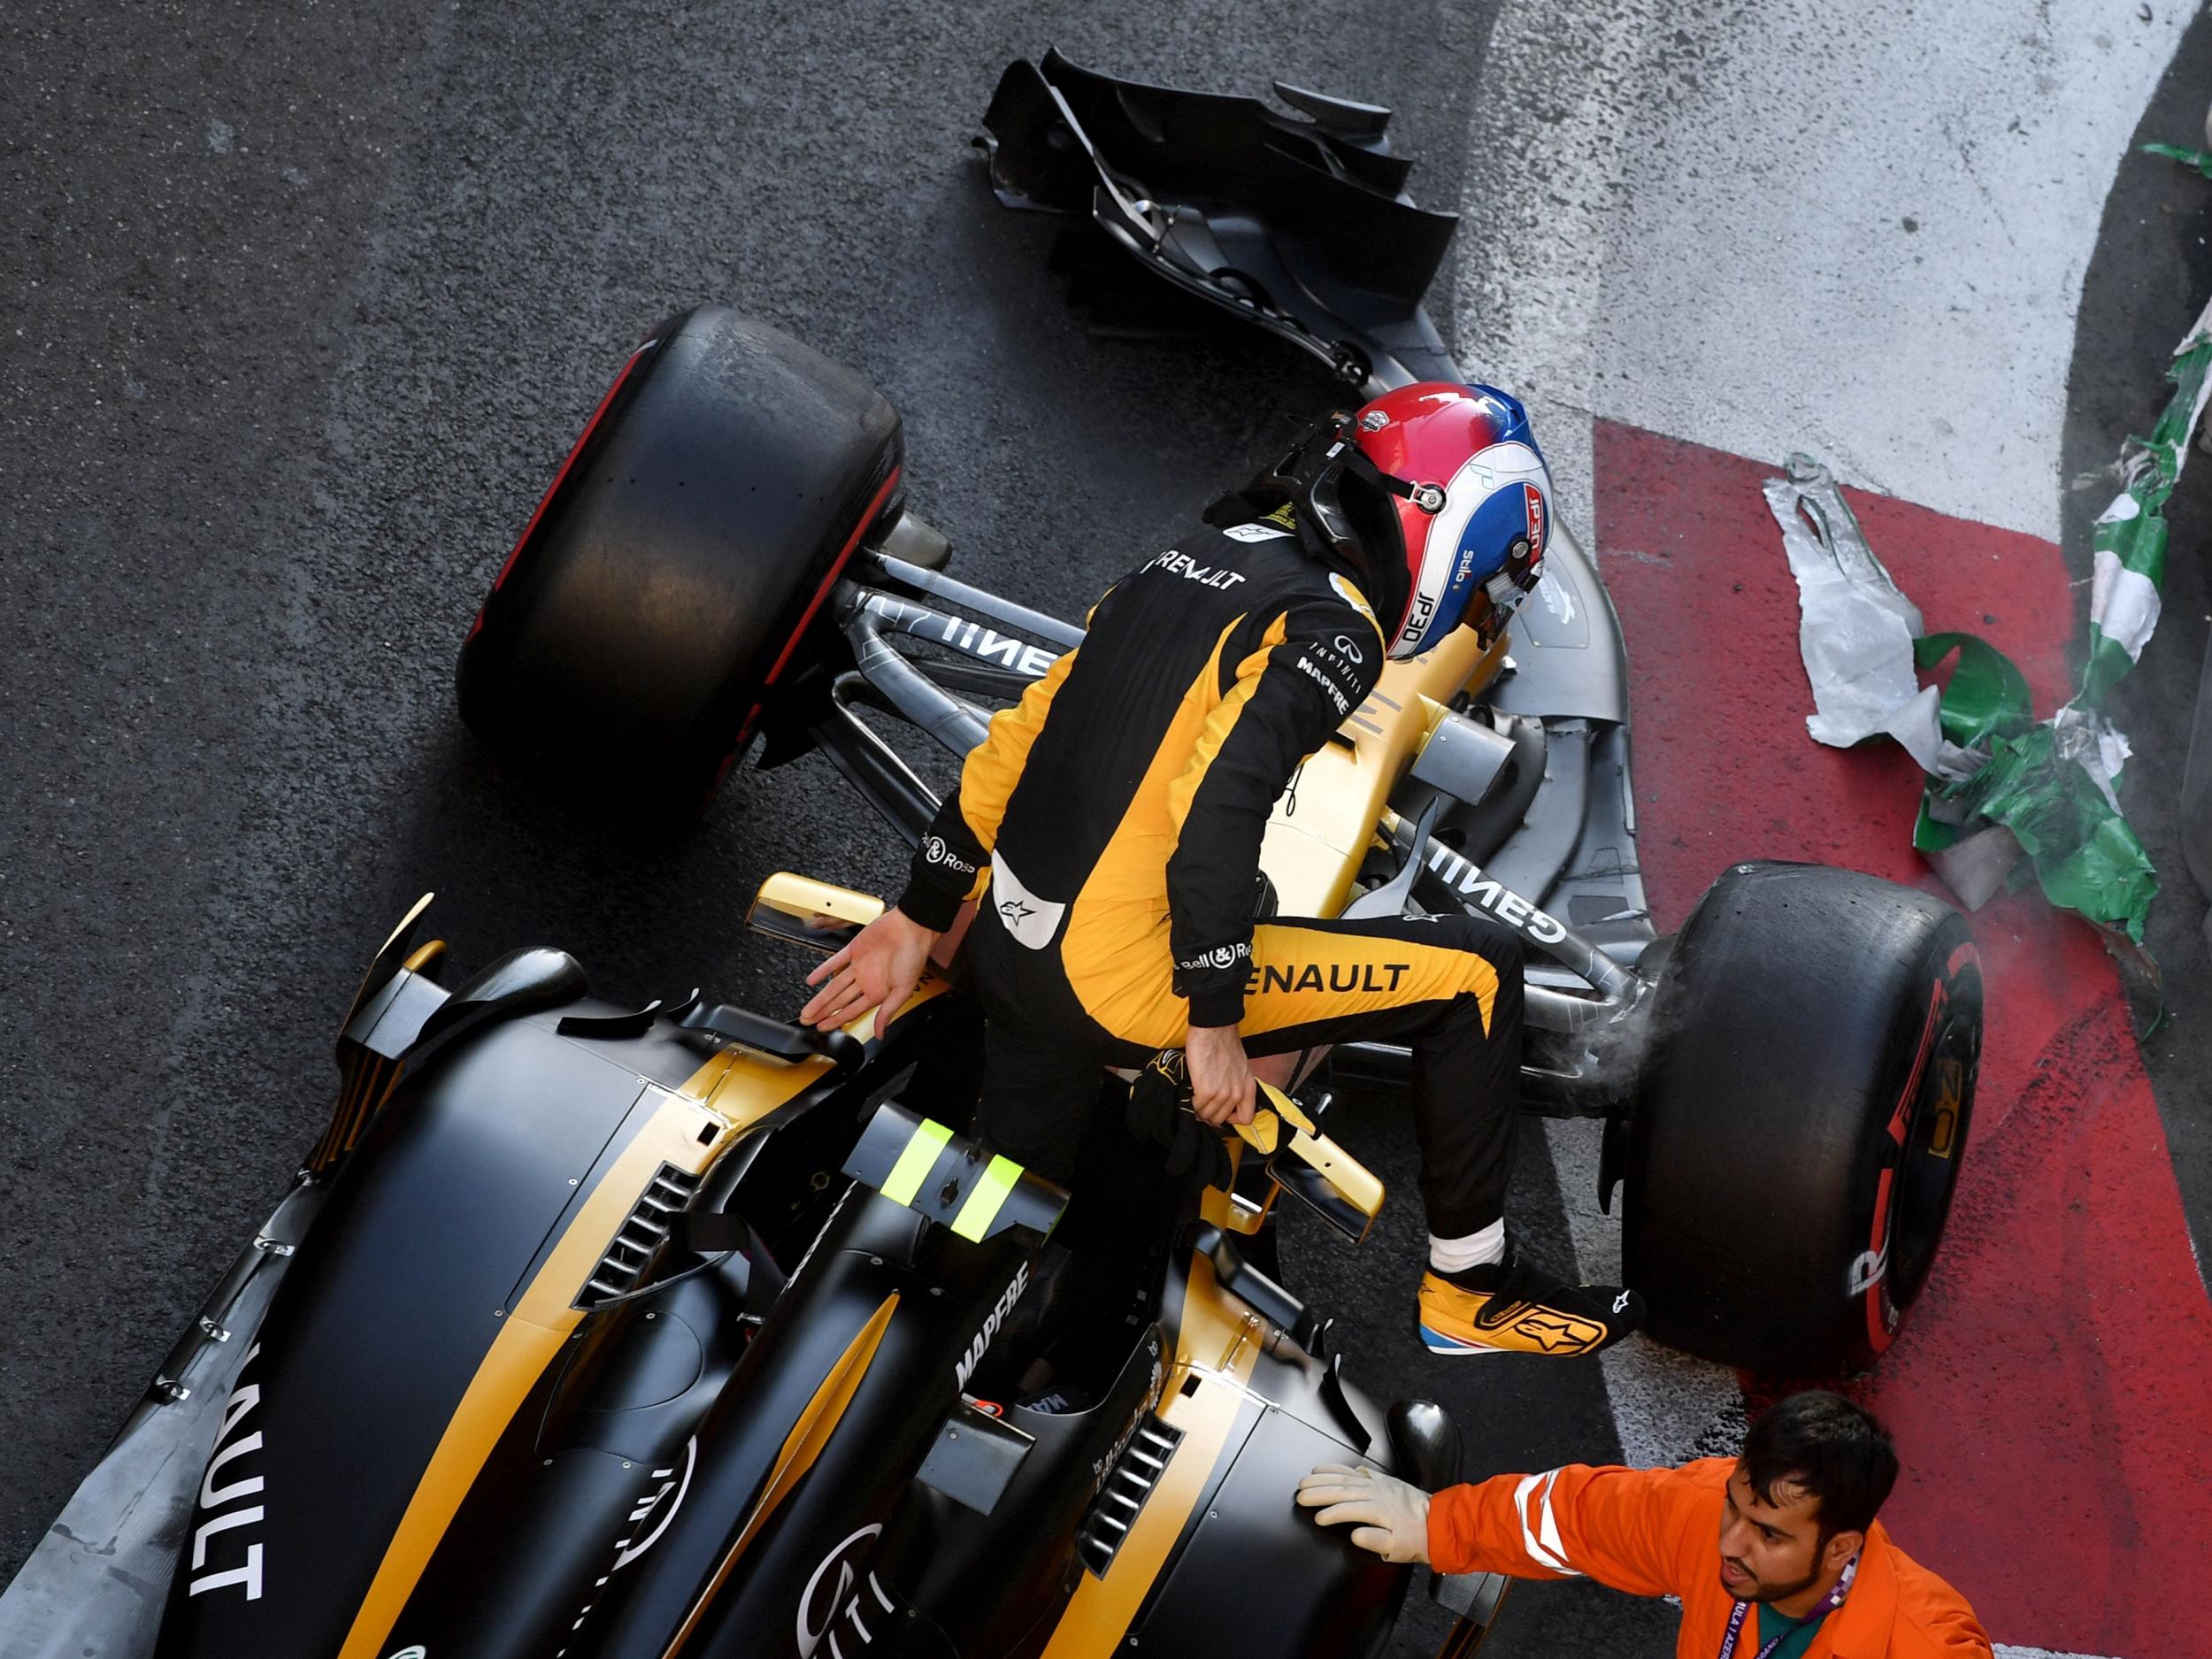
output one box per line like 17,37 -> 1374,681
1716,1557 -> 1857,1659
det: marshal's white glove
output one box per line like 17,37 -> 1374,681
1295,1462 -> 1432,1564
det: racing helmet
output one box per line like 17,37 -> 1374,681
1228,384 -> 1552,660
1352,383 -> 1552,658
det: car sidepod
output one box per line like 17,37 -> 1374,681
150,978 -> 918,1659
1031,1232 -> 1412,1659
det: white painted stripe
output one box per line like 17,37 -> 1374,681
1993,1647 -> 2129,1659
1455,0 -> 2194,542
2091,546 -> 2162,661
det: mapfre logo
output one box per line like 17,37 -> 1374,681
955,1262 -> 1029,1389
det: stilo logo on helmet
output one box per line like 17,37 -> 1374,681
1344,382 -> 1555,661
1232,383 -> 1550,659
1388,442 -> 1549,657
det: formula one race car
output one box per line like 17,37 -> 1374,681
0,876 -> 1522,1655
455,50 -> 1984,1386
0,889 -> 1512,1659
0,54 -> 1984,1659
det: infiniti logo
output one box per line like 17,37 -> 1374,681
386,1647 -> 428,1659
797,1525 -> 887,1655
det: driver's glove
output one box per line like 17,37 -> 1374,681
1295,1463 -> 1433,1564
1125,1049 -> 1233,1194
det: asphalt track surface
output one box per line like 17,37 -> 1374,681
4,4 -> 2209,1656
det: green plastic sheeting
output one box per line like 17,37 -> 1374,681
1916,634 -> 2032,754
1901,302 -> 2208,947
2141,142 -> 2212,181
1817,144 -> 2212,953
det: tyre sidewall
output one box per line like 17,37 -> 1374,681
1624,863 -> 1980,1374
458,306 -> 902,797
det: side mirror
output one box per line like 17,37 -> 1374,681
1250,1082 -> 1384,1244
746,872 -> 885,954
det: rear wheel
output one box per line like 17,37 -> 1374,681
1622,861 -> 1981,1375
457,305 -> 903,798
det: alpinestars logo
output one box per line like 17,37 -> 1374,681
956,1262 -> 1029,1389
1509,1312 -> 1601,1352
1222,520 -> 1291,543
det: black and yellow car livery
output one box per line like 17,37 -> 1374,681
2,52 -> 1986,1659
79,886 -> 1473,1659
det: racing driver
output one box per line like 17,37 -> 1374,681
801,384 -> 1642,1357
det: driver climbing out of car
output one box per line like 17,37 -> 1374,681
801,383 -> 1642,1357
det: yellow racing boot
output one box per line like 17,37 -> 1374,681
1417,1242 -> 1643,1356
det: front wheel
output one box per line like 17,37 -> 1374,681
457,305 -> 903,800
1622,861 -> 1982,1375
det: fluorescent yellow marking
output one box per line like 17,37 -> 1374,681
879,1118 -> 952,1206
949,1155 -> 1023,1241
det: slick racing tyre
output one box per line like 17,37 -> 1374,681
1622,861 -> 1981,1375
458,304 -> 903,798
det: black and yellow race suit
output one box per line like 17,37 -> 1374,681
896,514 -> 1521,1238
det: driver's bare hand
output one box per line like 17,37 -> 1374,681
1185,1022 -> 1256,1125
800,908 -> 940,1038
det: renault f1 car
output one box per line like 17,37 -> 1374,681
0,53 -> 1984,1659
0,883 -> 1515,1659
453,52 -> 1984,1385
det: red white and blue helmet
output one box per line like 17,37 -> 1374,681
1352,382 -> 1552,660
1229,383 -> 1553,660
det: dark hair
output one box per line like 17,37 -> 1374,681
1740,1392 -> 1898,1540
